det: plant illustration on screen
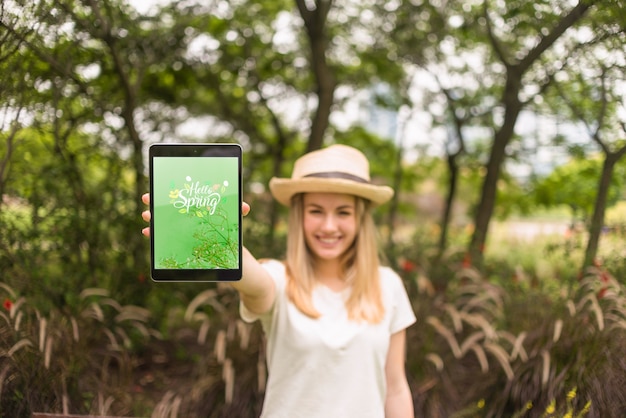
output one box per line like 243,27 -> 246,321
157,175 -> 239,269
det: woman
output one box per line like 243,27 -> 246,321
143,144 -> 416,417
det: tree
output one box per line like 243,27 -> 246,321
468,1 -> 598,265
551,31 -> 626,268
384,0 -> 610,267
0,0 -> 200,299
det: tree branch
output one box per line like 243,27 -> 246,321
519,1 -> 595,72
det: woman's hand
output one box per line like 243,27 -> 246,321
141,193 -> 151,237
141,192 -> 250,237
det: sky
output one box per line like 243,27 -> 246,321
128,0 -> 165,15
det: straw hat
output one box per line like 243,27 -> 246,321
269,144 -> 394,206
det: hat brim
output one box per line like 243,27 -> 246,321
269,177 -> 394,207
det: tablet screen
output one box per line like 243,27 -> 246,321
149,143 -> 242,281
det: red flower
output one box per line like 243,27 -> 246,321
401,259 -> 417,273
3,298 -> 13,311
462,253 -> 472,269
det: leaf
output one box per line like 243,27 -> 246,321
0,283 -> 16,299
541,350 -> 551,386
8,338 -> 32,356
509,331 -> 528,362
79,288 -> 109,299
185,289 -> 218,321
470,345 -> 489,373
427,316 -> 461,358
425,353 -> 444,371
444,304 -> 463,333
484,342 -> 514,380
460,331 -> 485,356
115,305 -> 151,323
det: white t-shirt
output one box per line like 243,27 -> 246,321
240,260 -> 417,418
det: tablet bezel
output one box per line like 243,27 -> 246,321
149,143 -> 242,282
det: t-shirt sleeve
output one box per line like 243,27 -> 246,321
384,267 -> 417,334
239,259 -> 286,324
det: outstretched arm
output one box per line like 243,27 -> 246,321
141,193 -> 275,315
233,247 -> 275,314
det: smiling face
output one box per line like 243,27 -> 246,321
302,192 -> 358,264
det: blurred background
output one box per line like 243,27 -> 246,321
1,0 -> 625,417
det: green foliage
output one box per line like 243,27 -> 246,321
606,201 -> 626,225
0,128 -> 148,311
334,127 -> 405,185
533,156 -> 624,222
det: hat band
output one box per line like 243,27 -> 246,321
304,171 -> 369,184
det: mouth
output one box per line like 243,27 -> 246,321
317,235 -> 342,246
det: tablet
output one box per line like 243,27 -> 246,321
149,143 -> 242,282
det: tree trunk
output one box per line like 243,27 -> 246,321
267,135 -> 289,246
583,147 -> 626,269
295,0 -> 336,152
437,153 -> 459,260
468,75 -> 523,265
385,141 -> 404,262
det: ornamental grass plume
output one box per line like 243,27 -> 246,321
0,282 -> 160,417
405,258 -> 626,418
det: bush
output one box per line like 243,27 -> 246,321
2,196 -> 625,417
403,263 -> 626,418
0,283 -> 159,417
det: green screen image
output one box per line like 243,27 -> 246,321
153,156 -> 239,269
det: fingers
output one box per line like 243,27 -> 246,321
142,193 -> 151,237
141,209 -> 151,237
243,202 -> 250,217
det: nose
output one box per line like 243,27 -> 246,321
321,214 -> 338,232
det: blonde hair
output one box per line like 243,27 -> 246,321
284,194 -> 385,324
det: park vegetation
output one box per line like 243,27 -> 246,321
1,0 -> 625,417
